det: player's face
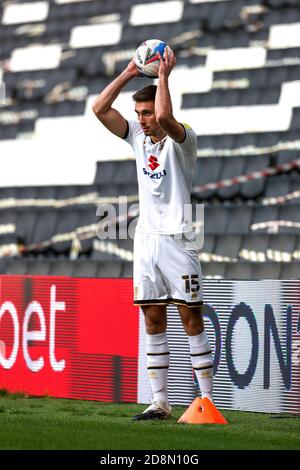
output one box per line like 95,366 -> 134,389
135,101 -> 161,137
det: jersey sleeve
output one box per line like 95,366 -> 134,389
175,123 -> 197,156
123,119 -> 142,146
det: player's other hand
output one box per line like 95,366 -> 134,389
126,59 -> 141,77
158,48 -> 176,79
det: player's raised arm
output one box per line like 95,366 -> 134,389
92,60 -> 140,138
155,49 -> 186,144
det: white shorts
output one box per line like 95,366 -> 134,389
133,231 -> 203,308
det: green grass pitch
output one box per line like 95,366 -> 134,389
0,391 -> 299,450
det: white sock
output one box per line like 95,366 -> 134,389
188,331 -> 213,402
146,332 -> 170,405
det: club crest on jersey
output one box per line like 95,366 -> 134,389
148,155 -> 160,171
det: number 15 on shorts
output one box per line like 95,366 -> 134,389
182,274 -> 200,293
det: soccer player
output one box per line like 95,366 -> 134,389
92,49 -> 213,420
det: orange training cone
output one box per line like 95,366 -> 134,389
177,397 -> 228,425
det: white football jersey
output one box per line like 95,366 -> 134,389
125,120 -> 197,234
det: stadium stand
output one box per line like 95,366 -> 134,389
0,0 -> 300,279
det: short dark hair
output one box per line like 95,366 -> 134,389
132,84 -> 157,102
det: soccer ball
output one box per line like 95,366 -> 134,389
134,39 -> 171,78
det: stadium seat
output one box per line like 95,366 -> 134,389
240,234 -> 270,261
97,261 -> 123,278
182,88 -> 280,109
202,262 -> 226,279
278,205 -> 300,233
201,234 -> 216,257
214,234 -> 242,259
5,258 -> 28,275
16,210 -> 38,247
252,262 -> 281,279
204,206 -> 229,235
0,210 -> 18,244
0,125 -> 18,140
264,176 -> 291,199
225,262 -> 253,280
26,259 -> 51,275
56,185 -> 89,201
121,261 -> 133,277
265,0 -> 299,7
94,160 -> 137,186
267,234 -> 296,261
74,208 -> 98,255
193,0 -> 242,32
280,262 -> 300,279
0,187 -> 17,199
52,210 -> 81,254
193,157 -> 223,200
288,177 -> 300,196
217,156 -> 246,199
226,206 -> 253,234
91,247 -> 120,262
256,132 -> 281,149
0,258 -> 8,274
290,108 -> 300,131
240,155 -> 270,199
276,150 -> 300,165
265,6 -> 300,25
30,211 -> 59,254
72,260 -> 99,278
49,260 -> 75,277
252,205 -> 279,226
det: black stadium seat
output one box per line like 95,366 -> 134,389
225,262 -> 253,280
52,210 -> 80,254
214,234 -> 242,259
0,209 -> 18,245
94,160 -> 137,187
30,211 -> 59,253
264,176 -> 291,199
202,262 -> 226,279
49,260 -> 74,277
240,234 -> 269,259
27,259 -> 51,276
204,206 -> 229,235
16,211 -> 38,245
72,260 -> 99,278
0,258 -> 8,274
97,261 -> 123,278
182,88 -> 280,108
288,177 -> 300,196
267,234 -> 296,260
275,150 -> 300,165
201,234 -> 216,256
252,262 -> 281,279
193,157 -> 223,199
217,156 -> 246,199
122,261 -> 133,278
5,258 -> 28,275
281,262 -> 300,279
290,108 -> 300,131
252,205 -> 279,226
240,155 -> 270,199
226,206 -> 253,234
278,205 -> 300,233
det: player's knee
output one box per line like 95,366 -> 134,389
143,307 -> 166,334
145,317 -> 166,334
180,309 -> 203,335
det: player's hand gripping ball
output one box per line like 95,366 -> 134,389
134,39 -> 172,78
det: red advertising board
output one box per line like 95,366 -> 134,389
0,276 -> 139,402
